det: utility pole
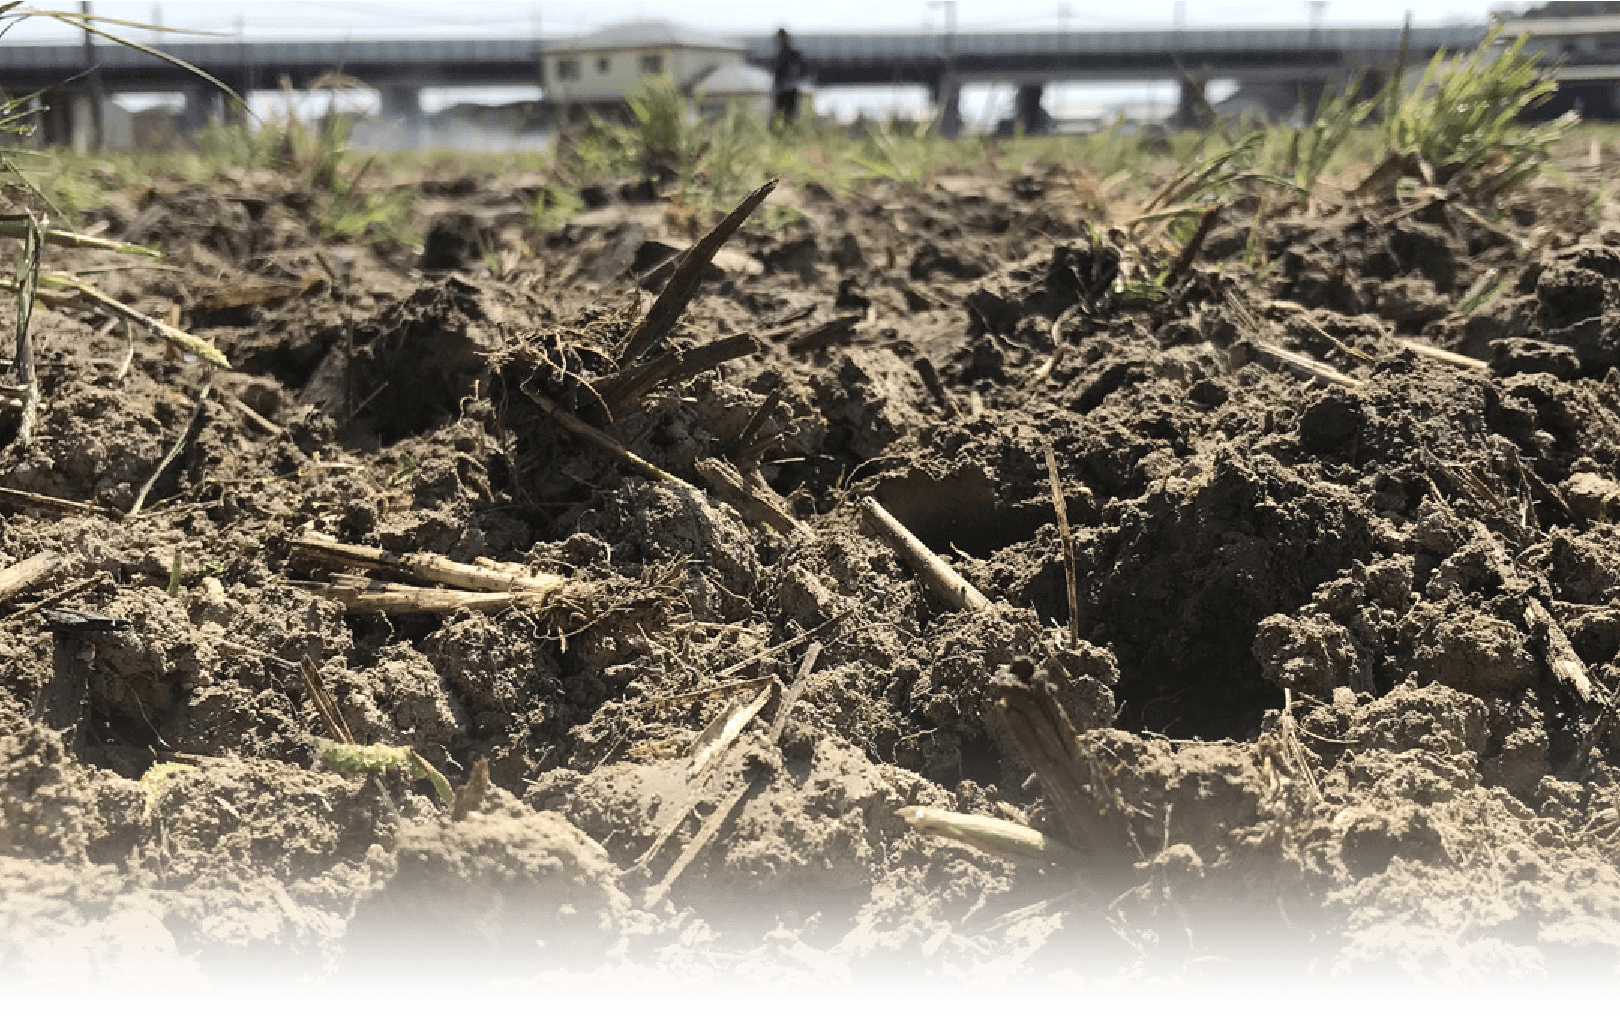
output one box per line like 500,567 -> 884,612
233,13 -> 249,123
1307,0 -> 1328,40
530,3 -> 543,122
531,5 -> 542,79
79,1 -> 105,151
928,0 -> 958,49
927,1 -> 960,136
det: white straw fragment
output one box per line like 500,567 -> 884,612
899,805 -> 1086,866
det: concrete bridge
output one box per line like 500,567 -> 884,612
742,25 -> 1488,131
0,37 -> 545,138
0,21 -> 1552,142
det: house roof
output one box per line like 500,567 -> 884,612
553,20 -> 743,53
691,62 -> 774,96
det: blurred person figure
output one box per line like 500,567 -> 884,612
773,28 -> 807,124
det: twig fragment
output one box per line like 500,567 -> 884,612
301,574 -> 584,617
10,212 -> 41,445
859,496 -> 992,612
913,357 -> 958,417
633,612 -> 849,712
785,314 -> 861,354
899,806 -> 1086,866
0,485 -> 114,518
24,273 -> 230,368
1,574 -> 103,626
694,457 -> 809,538
734,387 -> 783,464
0,216 -> 160,258
767,641 -> 821,743
521,380 -> 701,493
1526,599 -> 1594,702
687,681 -> 773,783
1036,305 -> 1083,383
130,381 -> 211,517
1042,441 -> 1081,648
635,636 -> 839,875
1247,340 -> 1363,389
1399,339 -> 1488,372
298,654 -> 355,744
291,532 -> 568,595
597,332 -> 759,417
989,662 -> 1136,880
1263,689 -> 1322,805
645,769 -> 758,906
638,682 -> 776,890
618,179 -> 777,364
1268,298 -> 1486,373
0,551 -> 60,608
973,887 -> 1091,935
219,385 -> 284,435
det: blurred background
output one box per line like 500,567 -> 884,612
0,2 -> 1582,149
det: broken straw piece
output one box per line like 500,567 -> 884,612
859,496 -> 992,612
899,806 -> 1085,866
0,550 -> 60,607
687,681 -> 774,781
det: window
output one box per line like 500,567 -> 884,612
596,56 -> 611,74
640,54 -> 663,74
555,58 -> 580,81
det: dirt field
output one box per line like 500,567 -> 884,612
5,144 -> 1620,996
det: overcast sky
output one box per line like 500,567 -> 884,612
3,0 -> 1524,42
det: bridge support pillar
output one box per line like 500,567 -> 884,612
1014,83 -> 1053,135
34,89 -> 75,147
379,84 -> 423,122
380,84 -> 426,147
1174,74 -> 1214,129
68,94 -> 97,152
179,84 -> 214,135
934,76 -> 963,137
30,89 -> 119,151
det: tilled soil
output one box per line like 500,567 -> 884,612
5,154 -> 1620,992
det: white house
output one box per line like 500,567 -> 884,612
543,20 -> 767,123
691,62 -> 776,120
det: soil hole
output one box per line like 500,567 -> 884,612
875,466 -> 1051,558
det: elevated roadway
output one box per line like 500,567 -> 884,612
0,25 -> 1485,94
0,22 -> 1552,140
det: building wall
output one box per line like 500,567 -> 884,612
671,48 -> 740,90
545,45 -> 742,103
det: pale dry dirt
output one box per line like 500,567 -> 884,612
5,148 -> 1620,993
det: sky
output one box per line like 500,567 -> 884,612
0,1 -> 1536,126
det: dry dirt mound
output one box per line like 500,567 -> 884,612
4,161 -> 1620,995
